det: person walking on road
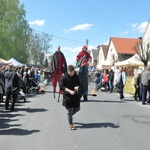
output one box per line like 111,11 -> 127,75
76,45 -> 92,101
116,66 -> 126,101
141,66 -> 150,104
50,45 -> 67,97
60,65 -> 80,130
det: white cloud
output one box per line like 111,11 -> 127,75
67,56 -> 77,65
130,23 -> 138,28
137,22 -> 148,33
29,19 -> 45,26
62,45 -> 96,53
61,46 -> 81,52
128,21 -> 147,33
69,23 -> 93,31
121,31 -> 129,35
88,45 -> 97,50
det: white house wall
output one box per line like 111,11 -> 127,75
107,41 -> 118,60
143,20 -> 150,45
96,46 -> 105,69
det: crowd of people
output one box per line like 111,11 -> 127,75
1,44 -> 150,131
92,65 -> 150,104
0,45 -> 92,130
134,66 -> 150,105
0,64 -> 51,111
92,66 -> 126,101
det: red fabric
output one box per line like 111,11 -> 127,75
51,69 -> 63,92
57,53 -> 65,70
76,51 -> 92,67
51,53 -> 65,92
103,74 -> 108,82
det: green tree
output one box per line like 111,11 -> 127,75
28,30 -> 52,65
0,0 -> 30,63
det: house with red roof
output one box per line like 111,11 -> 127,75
88,49 -> 99,68
96,37 -> 140,70
96,45 -> 109,69
106,37 -> 140,62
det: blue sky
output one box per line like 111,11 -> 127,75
20,0 -> 150,65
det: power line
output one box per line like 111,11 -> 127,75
53,35 -> 84,43
88,0 -> 141,44
31,29 -> 84,43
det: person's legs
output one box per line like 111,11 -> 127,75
57,69 -> 63,94
109,81 -> 111,92
66,107 -> 76,130
134,84 -> 137,100
118,84 -> 124,100
83,94 -> 88,101
66,107 -> 73,124
72,106 -> 80,115
5,92 -> 11,109
137,86 -> 141,101
57,70 -> 62,84
51,71 -> 57,92
141,86 -> 147,104
10,90 -> 18,111
78,67 -> 88,97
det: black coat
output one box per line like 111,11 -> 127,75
49,51 -> 67,74
4,70 -> 19,92
60,72 -> 80,108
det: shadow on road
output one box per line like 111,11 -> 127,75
81,99 -> 126,103
15,107 -> 49,113
74,122 -> 120,129
0,128 -> 40,135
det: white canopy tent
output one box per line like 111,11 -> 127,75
8,58 -> 25,67
0,58 -> 10,65
114,54 -> 144,67
101,59 -> 113,69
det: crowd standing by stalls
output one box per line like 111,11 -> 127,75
0,62 -> 52,111
90,65 -> 150,105
0,52 -> 150,117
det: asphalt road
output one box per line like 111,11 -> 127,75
0,82 -> 150,150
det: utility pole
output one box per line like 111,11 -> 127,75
86,39 -> 88,49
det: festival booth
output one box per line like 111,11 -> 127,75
114,54 -> 145,76
8,58 -> 25,67
114,54 -> 144,67
0,58 -> 10,66
101,59 -> 113,69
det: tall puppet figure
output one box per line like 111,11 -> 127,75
76,45 -> 92,101
50,46 -> 67,98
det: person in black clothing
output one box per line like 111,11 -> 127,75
4,64 -> 20,111
108,68 -> 114,93
0,68 -> 4,102
93,70 -> 101,90
60,65 -> 80,130
134,73 -> 141,101
116,66 -> 126,101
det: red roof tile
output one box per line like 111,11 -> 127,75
110,37 -> 140,54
